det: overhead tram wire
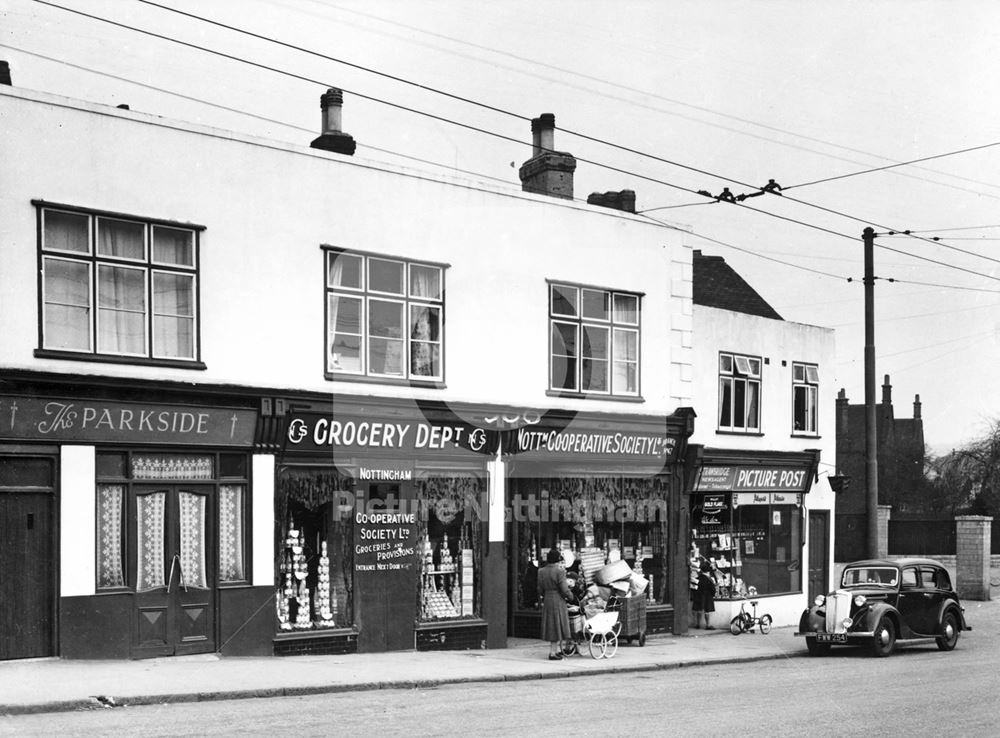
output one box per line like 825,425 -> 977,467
37,0 -> 1000,284
0,43 -> 524,192
783,141 -> 1000,191
31,1 -> 865,241
125,0 -> 1000,268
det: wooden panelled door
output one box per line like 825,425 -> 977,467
133,485 -> 216,658
0,492 -> 55,659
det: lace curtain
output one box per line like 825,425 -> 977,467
136,492 -> 166,591
218,485 -> 245,582
178,492 -> 208,589
96,484 -> 125,588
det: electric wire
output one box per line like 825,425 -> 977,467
31,0 -> 1000,282
0,42 -> 524,191
124,1 -> 1000,268
784,141 -> 1000,191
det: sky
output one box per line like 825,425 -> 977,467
2,0 -> 1000,454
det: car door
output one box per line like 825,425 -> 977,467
895,566 -> 925,637
910,566 -> 946,635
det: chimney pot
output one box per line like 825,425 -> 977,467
519,112 -> 575,200
881,375 -> 892,405
311,87 -> 356,156
913,394 -> 922,420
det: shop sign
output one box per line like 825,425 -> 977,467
697,493 -> 727,526
733,492 -> 802,507
694,465 -> 810,493
353,511 -> 418,572
504,426 -> 678,461
0,395 -> 256,446
284,412 -> 497,456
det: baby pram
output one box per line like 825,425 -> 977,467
565,595 -> 622,659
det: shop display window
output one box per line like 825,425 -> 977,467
692,494 -> 802,598
416,474 -> 484,621
276,468 -> 353,630
513,476 -> 670,608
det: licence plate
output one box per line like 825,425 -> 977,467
816,633 -> 847,643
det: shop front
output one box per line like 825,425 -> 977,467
688,448 -> 820,628
506,408 -> 696,638
0,383 -> 261,660
273,397 -> 501,655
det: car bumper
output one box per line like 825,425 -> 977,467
795,631 -> 875,642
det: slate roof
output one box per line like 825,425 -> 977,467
692,250 -> 783,320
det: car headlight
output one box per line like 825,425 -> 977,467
853,595 -> 867,607
814,595 -> 826,607
842,617 -> 853,629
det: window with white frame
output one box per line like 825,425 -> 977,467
326,249 -> 444,380
39,206 -> 199,362
549,283 -> 640,396
718,352 -> 761,432
792,362 -> 820,434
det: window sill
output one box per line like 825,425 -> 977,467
327,373 -> 445,389
714,429 -> 764,437
34,349 -> 206,370
791,433 -> 821,439
545,390 -> 645,403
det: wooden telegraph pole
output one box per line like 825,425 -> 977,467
863,227 -> 879,558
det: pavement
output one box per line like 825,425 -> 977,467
3,596 -> 994,717
0,624 -> 801,716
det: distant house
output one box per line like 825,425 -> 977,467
834,375 -> 926,559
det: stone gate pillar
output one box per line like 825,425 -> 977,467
956,515 -> 992,601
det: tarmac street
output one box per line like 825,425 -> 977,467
1,595 -> 995,718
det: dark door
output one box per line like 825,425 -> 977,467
807,510 -> 829,603
0,493 -> 55,659
354,482 -> 418,652
132,485 -> 215,658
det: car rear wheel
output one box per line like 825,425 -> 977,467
936,611 -> 960,651
806,637 -> 830,657
871,616 -> 896,657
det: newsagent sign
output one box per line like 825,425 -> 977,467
283,412 -> 498,456
0,395 -> 257,446
694,465 -> 811,493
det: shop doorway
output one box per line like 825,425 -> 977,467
808,510 -> 830,603
0,493 -> 55,659
132,485 -> 216,658
0,453 -> 57,661
354,481 -> 418,652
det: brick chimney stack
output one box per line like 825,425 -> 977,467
913,394 -> 921,420
518,113 -> 576,200
310,87 -> 356,156
836,388 -> 849,438
881,374 -> 892,405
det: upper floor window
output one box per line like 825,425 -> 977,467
326,249 -> 444,381
718,352 -> 760,432
38,205 -> 200,362
549,282 -> 640,397
792,362 -> 820,434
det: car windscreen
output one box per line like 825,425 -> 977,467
841,567 -> 898,587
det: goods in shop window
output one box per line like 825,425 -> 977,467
316,541 -> 336,627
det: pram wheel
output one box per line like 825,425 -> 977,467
562,639 -> 579,656
588,631 -> 619,659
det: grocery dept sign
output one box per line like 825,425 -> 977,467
283,412 -> 496,455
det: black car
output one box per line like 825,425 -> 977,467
796,558 -> 971,657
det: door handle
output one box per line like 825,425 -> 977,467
167,554 -> 178,593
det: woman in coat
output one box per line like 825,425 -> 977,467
538,548 -> 575,660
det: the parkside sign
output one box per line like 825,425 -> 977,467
284,413 -> 494,455
695,464 -> 810,493
0,395 -> 257,446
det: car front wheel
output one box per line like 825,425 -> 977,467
936,611 -> 960,652
871,616 -> 896,657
